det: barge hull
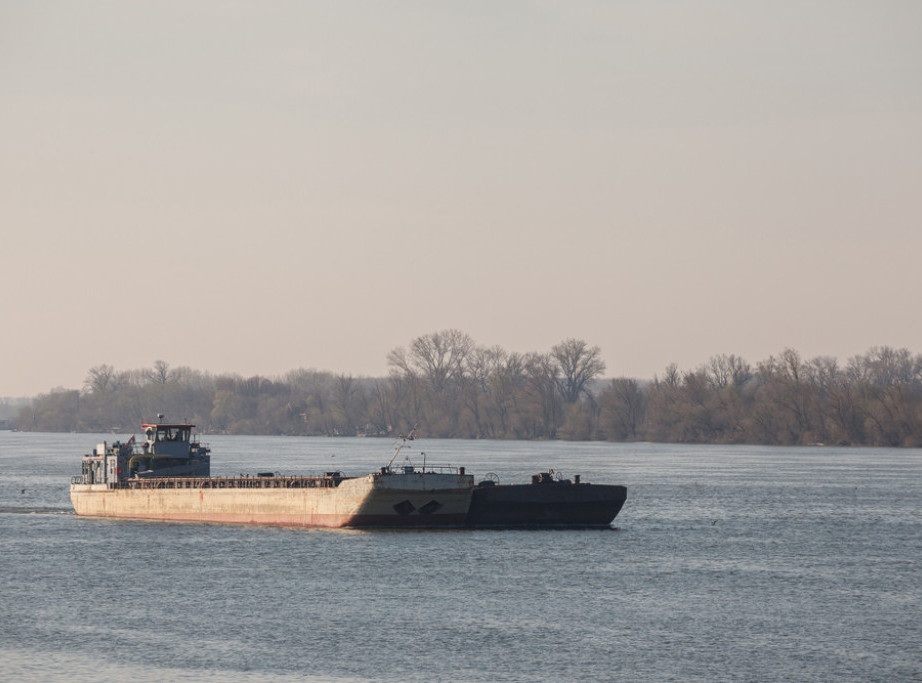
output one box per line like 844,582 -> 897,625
71,475 -> 473,529
466,483 -> 627,528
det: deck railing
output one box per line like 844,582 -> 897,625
116,474 -> 347,490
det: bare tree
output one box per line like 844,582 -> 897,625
660,363 -> 681,389
706,354 -> 752,389
331,374 -> 367,435
147,360 -> 172,385
551,338 -> 606,403
856,346 -> 922,388
600,378 -> 647,440
387,329 -> 474,391
522,352 -> 563,438
83,365 -> 116,394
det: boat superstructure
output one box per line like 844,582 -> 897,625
75,421 -> 210,486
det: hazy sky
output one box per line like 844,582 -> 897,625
2,1 -> 921,397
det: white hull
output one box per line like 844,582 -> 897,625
71,472 -> 474,528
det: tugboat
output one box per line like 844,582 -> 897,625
75,419 -> 210,485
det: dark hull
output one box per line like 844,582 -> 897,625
466,483 -> 627,529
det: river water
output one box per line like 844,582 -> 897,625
0,431 -> 919,682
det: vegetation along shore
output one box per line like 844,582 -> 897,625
10,331 -> 922,447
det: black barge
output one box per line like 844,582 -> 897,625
466,471 -> 627,529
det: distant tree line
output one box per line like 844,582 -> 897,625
15,332 -> 922,446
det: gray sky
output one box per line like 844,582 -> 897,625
2,1 -> 921,397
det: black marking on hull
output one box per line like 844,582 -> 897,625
418,500 -> 443,515
393,500 -> 416,515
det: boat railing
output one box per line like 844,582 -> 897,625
378,464 -> 466,476
115,474 -> 349,490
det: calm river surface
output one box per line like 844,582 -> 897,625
1,431 -> 919,682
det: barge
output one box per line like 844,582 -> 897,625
467,470 -> 626,529
70,422 -> 626,529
